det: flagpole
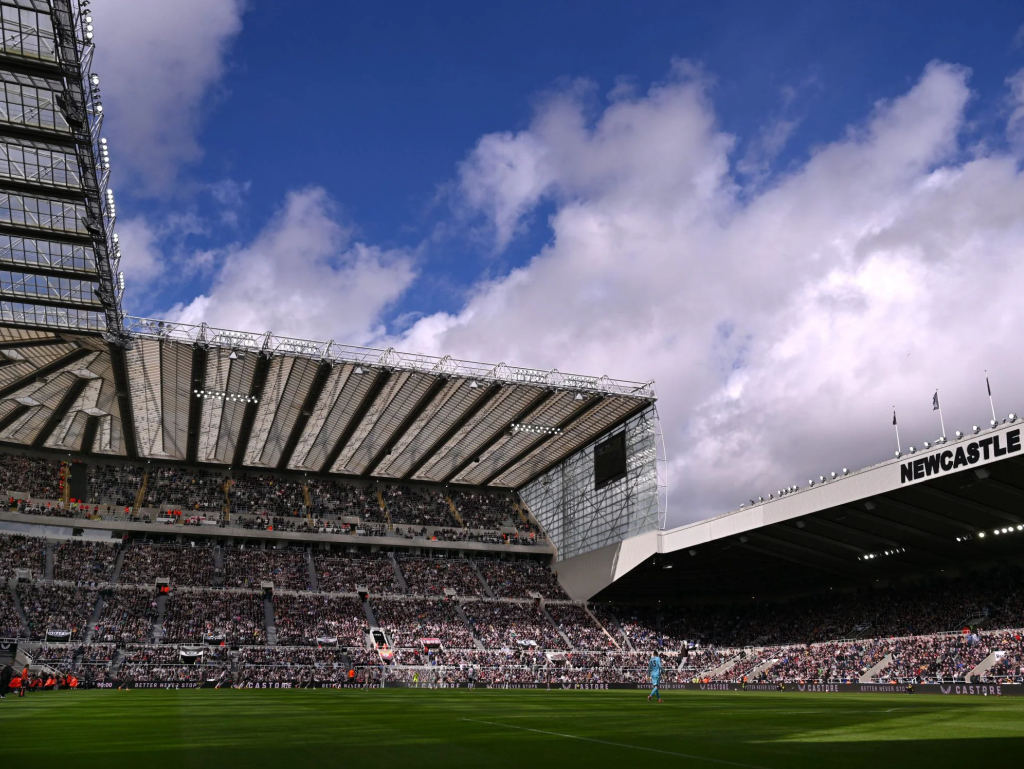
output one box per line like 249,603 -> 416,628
893,407 -> 901,454
936,389 -> 946,439
986,371 -> 997,424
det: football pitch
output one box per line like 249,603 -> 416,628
3,689 -> 1023,768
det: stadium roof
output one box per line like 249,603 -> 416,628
0,320 -> 655,487
0,1 -> 654,488
557,420 -> 1024,602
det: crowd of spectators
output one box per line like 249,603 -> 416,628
479,559 -> 569,599
273,594 -> 367,646
120,542 -> 219,586
223,546 -> 309,590
547,603 -> 616,650
0,533 -> 43,579
373,598 -> 476,648
380,484 -> 453,528
315,551 -> 397,593
0,587 -> 23,636
397,556 -> 484,596
0,453 -> 61,498
229,473 -> 306,516
162,590 -> 265,645
447,489 -> 518,530
85,463 -> 142,507
305,478 -> 384,522
875,634 -> 994,684
19,583 -> 96,639
462,601 -> 568,650
53,539 -> 117,583
93,588 -> 157,644
144,466 -> 225,512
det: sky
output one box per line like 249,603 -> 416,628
90,0 -> 1024,526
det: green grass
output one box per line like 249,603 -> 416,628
4,689 -> 1024,768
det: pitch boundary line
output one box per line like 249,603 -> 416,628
460,718 -> 773,769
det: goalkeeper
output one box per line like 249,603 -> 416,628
647,651 -> 663,703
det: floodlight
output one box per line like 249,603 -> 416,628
908,446 -> 916,453
830,471 -> 837,479
923,441 -> 930,449
955,430 -> 963,439
973,425 -> 980,434
894,451 -> 901,458
991,419 -> 998,428
978,531 -> 985,538
90,74 -> 99,86
1010,413 -> 1017,422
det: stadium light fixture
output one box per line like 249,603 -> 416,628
978,531 -> 985,538
893,451 -> 901,458
1010,413 -> 1017,422
830,471 -> 837,479
955,430 -> 963,439
923,441 -> 930,449
818,475 -> 825,482
908,446 -> 916,453
511,423 -> 562,436
973,425 -> 980,434
193,389 -> 257,405
990,419 -> 998,428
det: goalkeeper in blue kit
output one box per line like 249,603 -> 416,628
647,652 -> 662,702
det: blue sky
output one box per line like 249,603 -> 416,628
92,0 -> 1024,523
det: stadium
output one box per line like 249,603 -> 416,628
1,1 -> 1023,767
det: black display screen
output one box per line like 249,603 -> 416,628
594,432 -> 627,489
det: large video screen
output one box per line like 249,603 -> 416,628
594,431 -> 627,490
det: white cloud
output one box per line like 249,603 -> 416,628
400,60 -> 1024,525
90,0 -> 245,192
167,188 -> 417,343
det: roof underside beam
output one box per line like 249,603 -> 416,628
443,389 -> 557,484
320,369 -> 392,474
481,394 -> 605,485
907,485 -> 1023,526
402,383 -> 501,480
107,340 -> 137,459
80,413 -> 99,456
277,360 -> 332,471
232,353 -> 272,467
0,345 -> 90,399
184,344 -> 208,465
0,403 -> 29,433
30,375 -> 87,448
748,530 -> 859,575
0,336 -> 67,350
362,375 -> 449,477
735,540 -> 850,580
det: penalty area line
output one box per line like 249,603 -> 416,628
460,718 -> 772,769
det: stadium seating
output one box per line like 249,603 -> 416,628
5,522 -> 1024,688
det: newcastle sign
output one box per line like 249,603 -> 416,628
899,428 -> 1021,485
